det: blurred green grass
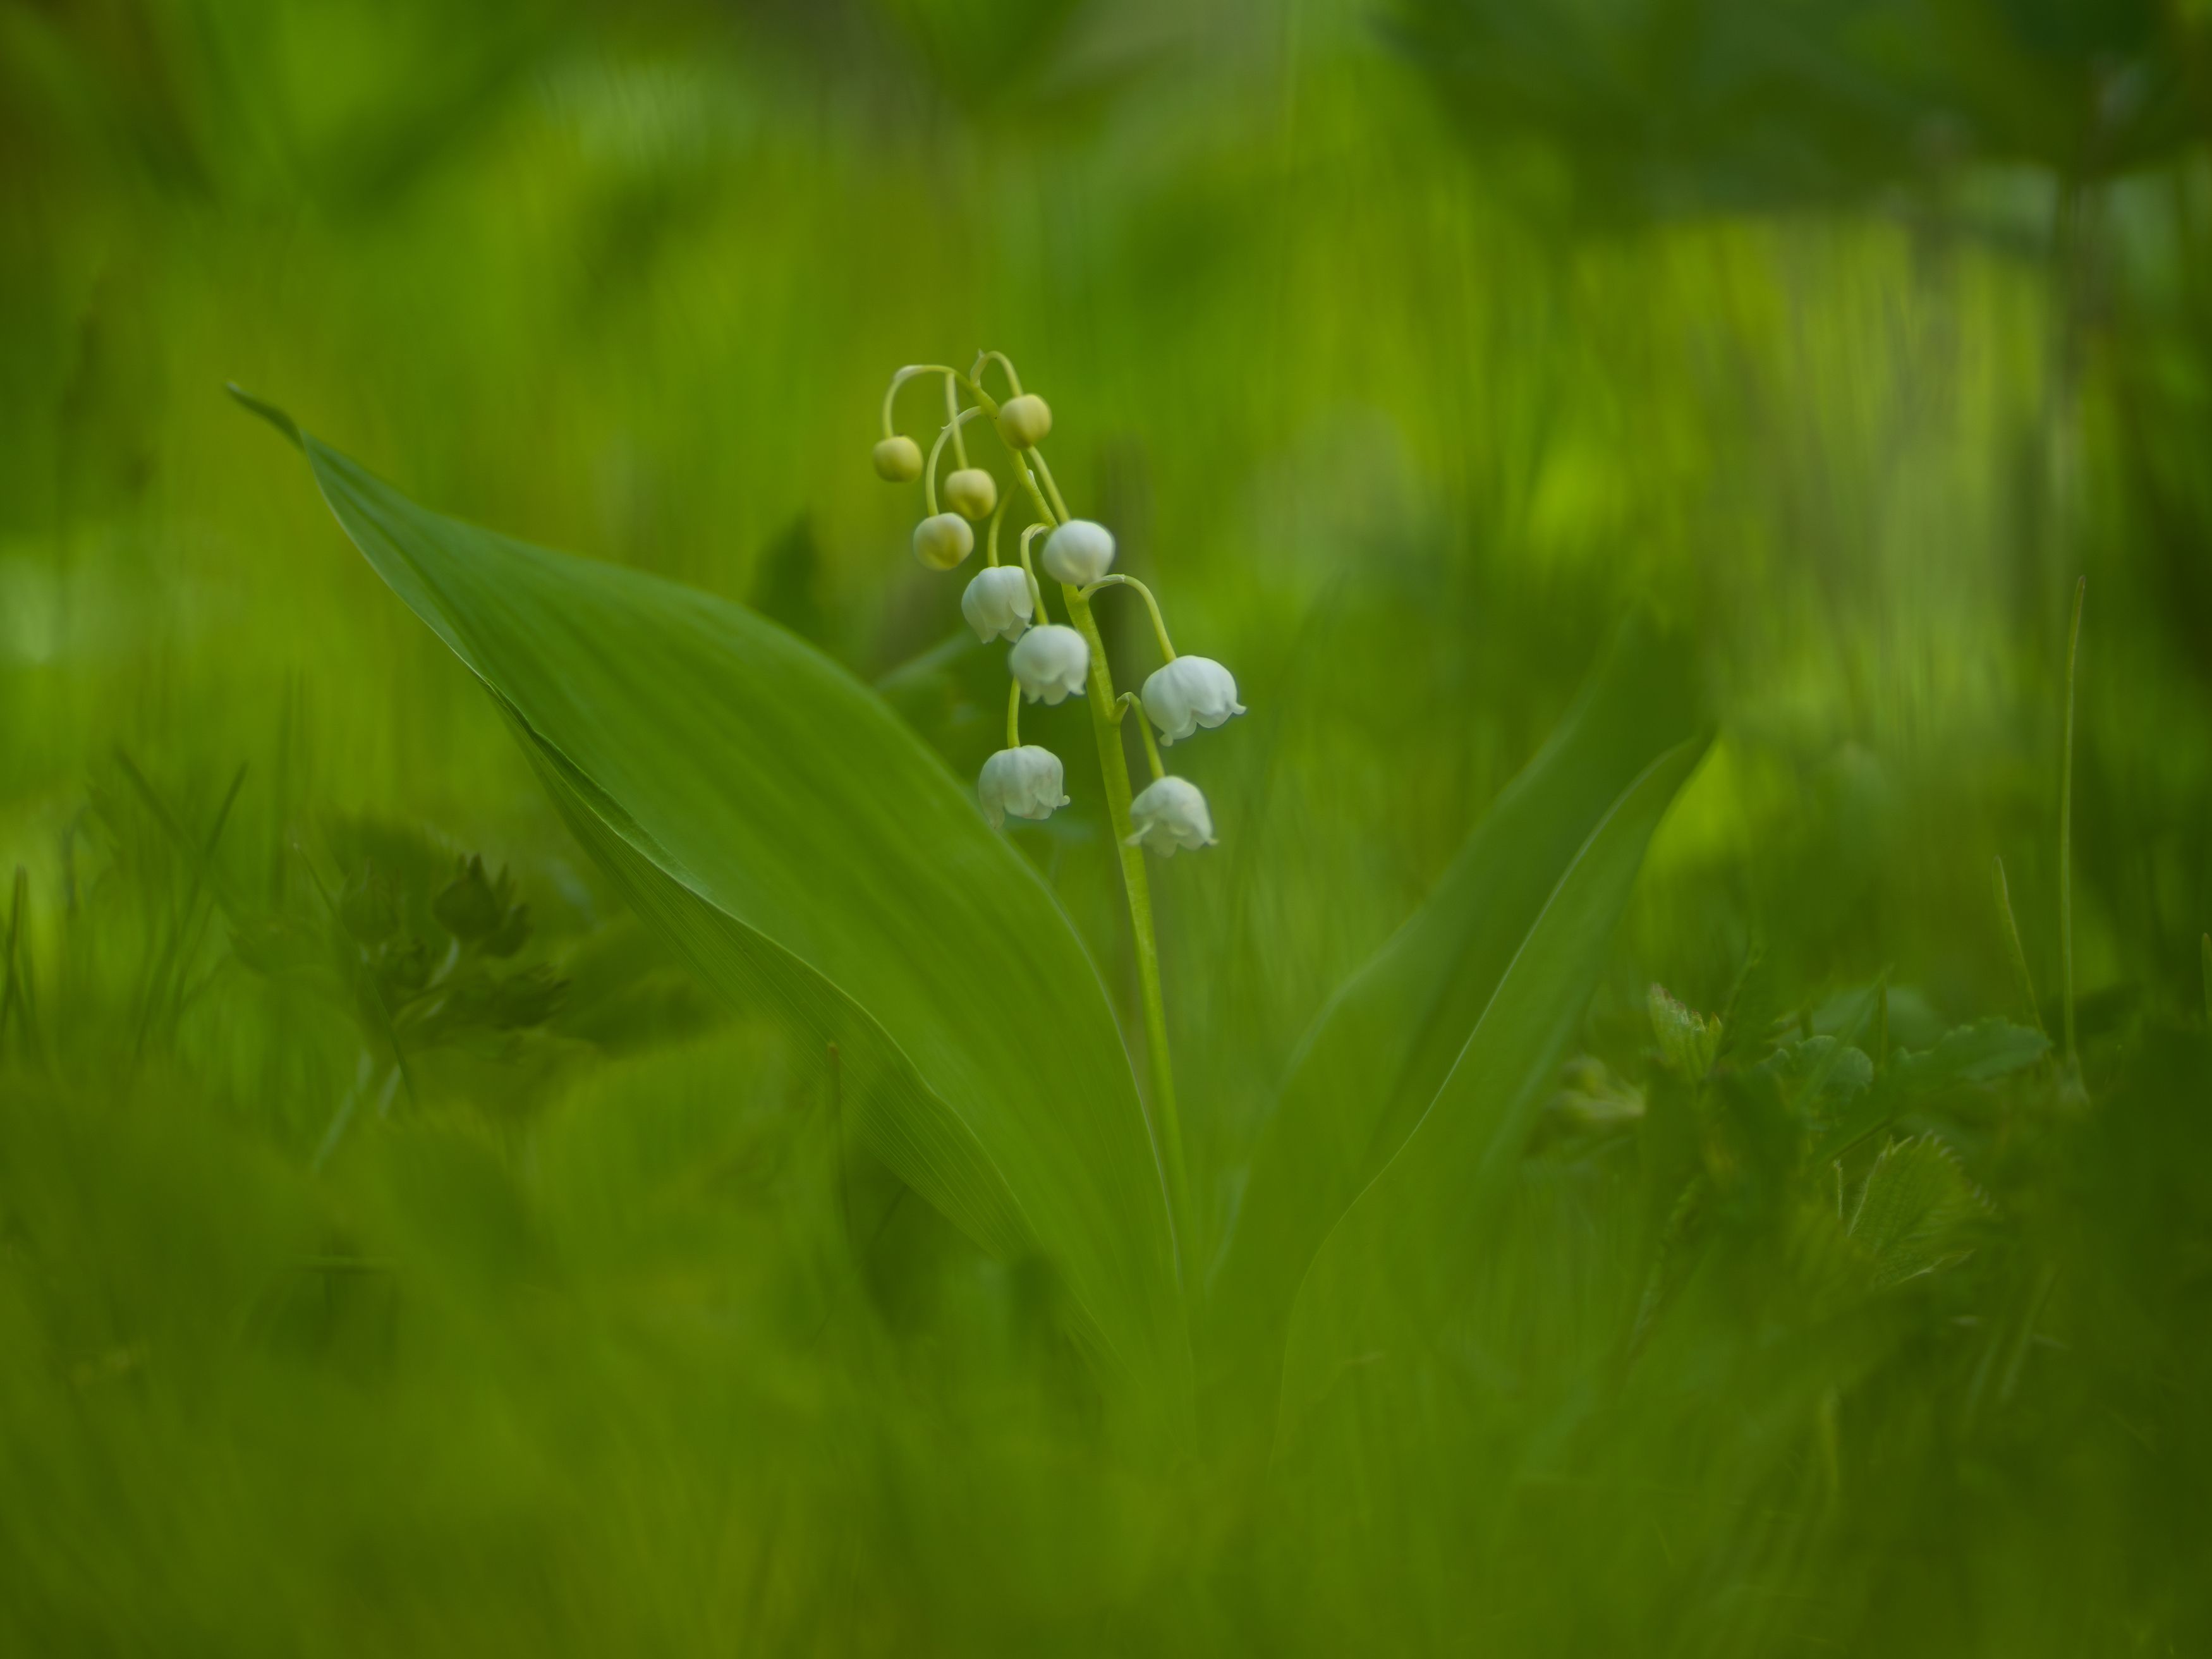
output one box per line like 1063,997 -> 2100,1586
5,0 -> 2212,1651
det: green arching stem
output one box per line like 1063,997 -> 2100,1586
1017,525 -> 1051,619
1010,448 -> 1060,534
2060,575 -> 2084,1074
985,493 -> 1009,567
1027,447 -> 1073,522
880,363 -> 954,439
1067,581 -> 1190,1268
971,349 -> 1022,398
923,405 -> 985,518
944,373 -> 969,470
1083,574 -> 1177,662
1006,679 -> 1022,750
1118,693 -> 1168,781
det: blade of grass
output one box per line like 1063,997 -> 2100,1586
2060,574 -> 2083,1073
1991,855 -> 2045,1038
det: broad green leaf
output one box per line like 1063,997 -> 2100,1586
1276,737 -> 1710,1444
1204,616 -> 1697,1418
263,413 -> 1186,1406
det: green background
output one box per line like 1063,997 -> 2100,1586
4,1 -> 2211,1651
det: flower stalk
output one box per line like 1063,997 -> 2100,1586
1067,580 -> 1190,1247
873,350 -> 1246,1277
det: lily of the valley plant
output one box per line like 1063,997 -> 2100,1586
875,350 -> 1247,1234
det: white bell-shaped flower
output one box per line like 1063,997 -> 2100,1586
961,566 -> 1034,643
1042,520 -> 1115,585
1008,623 -> 1090,705
1126,775 -> 1216,856
978,746 -> 1069,829
1141,655 -> 1245,746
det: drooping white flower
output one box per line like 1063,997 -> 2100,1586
1009,624 -> 1090,705
1141,656 -> 1245,746
913,513 -> 975,570
945,468 -> 999,521
1126,775 -> 1216,856
1042,520 -> 1115,585
961,566 -> 1034,643
978,746 -> 1069,829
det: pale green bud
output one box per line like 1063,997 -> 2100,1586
873,435 -> 923,482
995,394 -> 1052,449
945,468 -> 999,521
913,513 -> 975,570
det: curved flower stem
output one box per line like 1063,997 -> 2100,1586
1083,574 -> 1177,662
1026,447 -> 1073,522
1066,581 -> 1189,1273
1006,679 -> 1022,750
881,363 -> 957,438
1010,449 -> 1060,533
985,492 -> 1009,567
1017,525 -> 1051,619
1134,702 -> 1167,781
2060,574 -> 2084,1076
1117,694 -> 1168,780
944,372 -> 969,469
971,349 -> 1023,397
923,406 -> 985,517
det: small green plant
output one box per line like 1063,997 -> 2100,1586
872,351 -> 1248,1244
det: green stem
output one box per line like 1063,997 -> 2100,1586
1067,584 -> 1189,1273
1017,525 -> 1051,619
1991,855 -> 2046,1039
881,364 -> 951,439
924,406 -> 985,518
1084,574 -> 1178,662
1006,679 -> 1022,750
1028,447 -> 1073,521
985,492 -> 1008,567
1011,451 -> 1061,530
2060,574 -> 2084,1074
944,372 -> 969,469
1121,694 -> 1167,780
971,349 -> 1022,397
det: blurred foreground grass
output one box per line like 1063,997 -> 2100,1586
5,1 -> 2212,1651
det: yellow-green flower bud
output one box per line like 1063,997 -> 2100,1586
913,513 -> 975,570
995,394 -> 1052,449
944,468 -> 998,521
873,435 -> 924,482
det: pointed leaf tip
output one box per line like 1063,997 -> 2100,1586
225,384 -> 303,451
